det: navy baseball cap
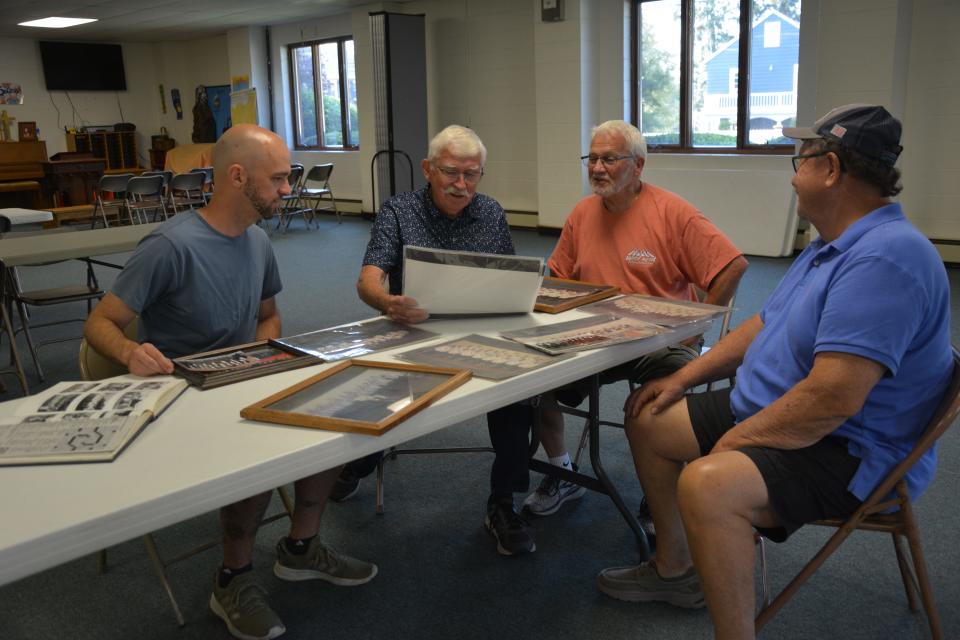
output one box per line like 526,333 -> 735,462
783,104 -> 903,166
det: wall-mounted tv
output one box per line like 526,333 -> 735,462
39,41 -> 127,91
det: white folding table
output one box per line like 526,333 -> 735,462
0,312 -> 710,588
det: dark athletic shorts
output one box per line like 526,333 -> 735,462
687,387 -> 863,542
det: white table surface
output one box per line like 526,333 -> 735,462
0,223 -> 160,267
0,311 -> 710,586
0,208 -> 54,225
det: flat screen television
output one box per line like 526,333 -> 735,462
39,41 -> 127,91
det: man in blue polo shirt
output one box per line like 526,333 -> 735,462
594,105 -> 952,638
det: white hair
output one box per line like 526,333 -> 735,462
592,120 -> 647,160
427,125 -> 487,165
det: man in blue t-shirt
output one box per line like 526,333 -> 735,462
593,105 -> 952,637
84,125 -> 376,640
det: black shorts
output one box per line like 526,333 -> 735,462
687,388 -> 863,542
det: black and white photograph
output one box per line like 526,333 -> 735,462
270,318 -> 439,361
585,294 -> 730,327
398,334 -> 569,380
534,276 -> 620,313
173,340 -> 317,389
241,361 -> 472,436
501,314 -> 667,356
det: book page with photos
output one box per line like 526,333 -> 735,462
0,375 -> 187,465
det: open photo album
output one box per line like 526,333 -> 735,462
0,375 -> 187,465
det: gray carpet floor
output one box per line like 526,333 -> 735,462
0,213 -> 958,639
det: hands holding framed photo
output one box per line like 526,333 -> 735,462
240,360 -> 472,436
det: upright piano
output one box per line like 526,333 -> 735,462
0,141 -> 48,208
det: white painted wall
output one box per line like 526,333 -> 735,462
0,38 -> 160,164
900,0 -> 960,241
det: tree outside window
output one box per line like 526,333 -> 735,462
289,37 -> 358,150
633,0 -> 802,152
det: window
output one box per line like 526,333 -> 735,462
289,37 -> 358,150
632,0 -> 802,152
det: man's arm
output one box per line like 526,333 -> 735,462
356,264 -> 428,324
84,292 -> 173,376
625,313 -> 763,417
702,255 -> 748,306
713,351 -> 886,452
255,296 -> 281,340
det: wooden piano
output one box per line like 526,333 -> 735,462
0,141 -> 48,208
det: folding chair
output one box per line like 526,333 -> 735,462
190,166 -> 214,203
275,163 -> 309,232
167,172 -> 206,213
93,173 -> 134,228
125,175 -> 168,224
755,348 -> 960,639
299,163 -> 340,225
8,258 -> 104,382
81,326 -> 295,627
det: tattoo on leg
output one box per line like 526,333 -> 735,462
220,492 -> 271,542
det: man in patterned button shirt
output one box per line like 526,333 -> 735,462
338,125 -> 537,556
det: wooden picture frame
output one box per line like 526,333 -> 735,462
240,360 -> 472,436
17,121 -> 37,142
534,276 -> 619,313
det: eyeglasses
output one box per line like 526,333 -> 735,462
581,154 -> 634,168
435,165 -> 484,184
791,151 -> 829,173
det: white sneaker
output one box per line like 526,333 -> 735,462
522,467 -> 587,516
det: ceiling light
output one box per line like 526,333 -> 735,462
18,17 -> 97,29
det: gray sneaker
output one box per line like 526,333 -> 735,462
522,467 -> 587,516
209,571 -> 285,640
273,537 -> 378,586
597,562 -> 705,609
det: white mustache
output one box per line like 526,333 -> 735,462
444,187 -> 470,197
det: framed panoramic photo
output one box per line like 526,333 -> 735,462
534,277 -> 619,313
173,340 -> 317,389
240,360 -> 472,436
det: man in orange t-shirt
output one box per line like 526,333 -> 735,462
523,120 -> 748,521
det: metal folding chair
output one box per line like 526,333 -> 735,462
125,175 -> 168,224
299,163 -> 340,226
755,348 -> 960,639
167,172 -> 206,213
93,173 -> 134,228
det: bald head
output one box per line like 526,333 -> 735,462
212,124 -> 287,182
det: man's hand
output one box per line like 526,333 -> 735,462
624,374 -> 687,418
125,342 -> 174,377
384,295 -> 429,324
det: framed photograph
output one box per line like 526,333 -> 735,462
584,294 -> 730,327
240,360 -> 472,436
269,318 -> 438,362
501,313 -> 667,356
535,276 -> 619,313
398,334 -> 571,380
173,340 -> 318,390
17,121 -> 37,141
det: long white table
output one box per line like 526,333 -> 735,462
0,311 -> 710,587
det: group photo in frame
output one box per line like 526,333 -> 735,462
501,313 -> 667,356
534,276 -> 620,314
173,340 -> 317,389
585,294 -> 730,327
240,360 -> 472,436
398,333 -> 571,380
269,317 -> 438,362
